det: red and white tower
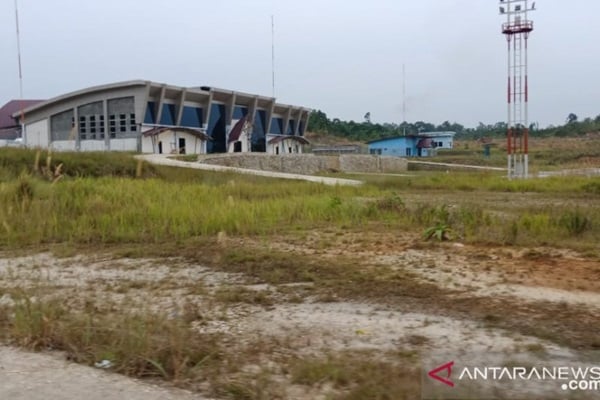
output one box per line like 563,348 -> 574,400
500,0 -> 535,178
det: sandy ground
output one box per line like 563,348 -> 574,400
0,347 -> 204,400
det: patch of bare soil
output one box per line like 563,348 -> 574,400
0,235 -> 598,399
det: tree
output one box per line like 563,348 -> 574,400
307,110 -> 330,132
566,113 -> 578,124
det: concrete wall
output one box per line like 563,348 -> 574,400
24,119 -> 49,148
199,153 -> 407,174
80,140 -> 107,151
110,139 -> 138,152
50,140 -> 77,151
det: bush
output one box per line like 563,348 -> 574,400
559,210 -> 591,236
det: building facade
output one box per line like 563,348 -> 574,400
0,100 -> 43,144
368,132 -> 455,157
11,81 -> 311,155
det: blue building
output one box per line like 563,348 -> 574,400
368,132 -> 455,157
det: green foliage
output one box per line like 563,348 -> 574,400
559,209 -> 591,236
374,192 -> 405,212
423,223 -> 453,241
308,108 -> 600,141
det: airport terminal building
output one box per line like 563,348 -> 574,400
10,80 -> 311,155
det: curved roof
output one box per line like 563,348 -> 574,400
12,80 -> 148,118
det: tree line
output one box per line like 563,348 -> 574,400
307,110 -> 600,142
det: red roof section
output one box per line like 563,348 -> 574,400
0,100 -> 44,129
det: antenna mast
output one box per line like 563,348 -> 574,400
14,0 -> 26,140
500,0 -> 535,179
402,63 -> 406,135
271,15 -> 276,98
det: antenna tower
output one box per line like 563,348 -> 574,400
500,0 -> 535,178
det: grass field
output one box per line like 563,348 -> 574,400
0,146 -> 599,399
431,137 -> 600,171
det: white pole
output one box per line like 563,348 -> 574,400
402,63 -> 406,135
271,15 -> 275,98
14,0 -> 26,144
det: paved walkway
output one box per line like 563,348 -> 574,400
0,347 -> 205,400
137,154 -> 364,186
408,160 -> 507,171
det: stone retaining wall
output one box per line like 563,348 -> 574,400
198,154 -> 407,175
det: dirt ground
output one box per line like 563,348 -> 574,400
0,233 -> 598,399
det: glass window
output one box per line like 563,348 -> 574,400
160,104 -> 176,126
252,110 -> 267,152
207,103 -> 226,153
144,102 -> 156,124
287,119 -> 296,135
50,109 -> 75,141
130,113 -> 137,131
233,106 -> 248,120
181,106 -> 203,128
269,117 -> 283,134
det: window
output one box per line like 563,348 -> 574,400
233,106 -> 248,120
269,117 -> 283,134
207,103 -> 227,153
438,141 -> 443,147
252,110 -> 267,152
130,113 -> 137,131
78,101 -> 103,140
108,97 -> 135,138
109,115 -> 116,138
79,116 -> 87,139
181,106 -> 203,128
160,104 -> 176,126
120,116 -> 127,132
50,109 -> 75,141
287,119 -> 296,135
99,115 -> 105,138
144,102 -> 156,124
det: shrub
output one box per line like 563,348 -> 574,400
559,210 -> 591,236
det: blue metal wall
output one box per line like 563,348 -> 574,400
368,137 -> 417,157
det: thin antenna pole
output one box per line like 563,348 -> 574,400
402,64 -> 406,135
271,15 -> 275,98
14,0 -> 25,136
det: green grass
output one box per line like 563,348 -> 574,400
290,353 -> 420,399
5,289 -> 220,381
1,157 -> 599,251
0,147 -> 158,179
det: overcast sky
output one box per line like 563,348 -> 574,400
1,0 -> 599,128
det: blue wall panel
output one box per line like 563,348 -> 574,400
207,104 -> 226,153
